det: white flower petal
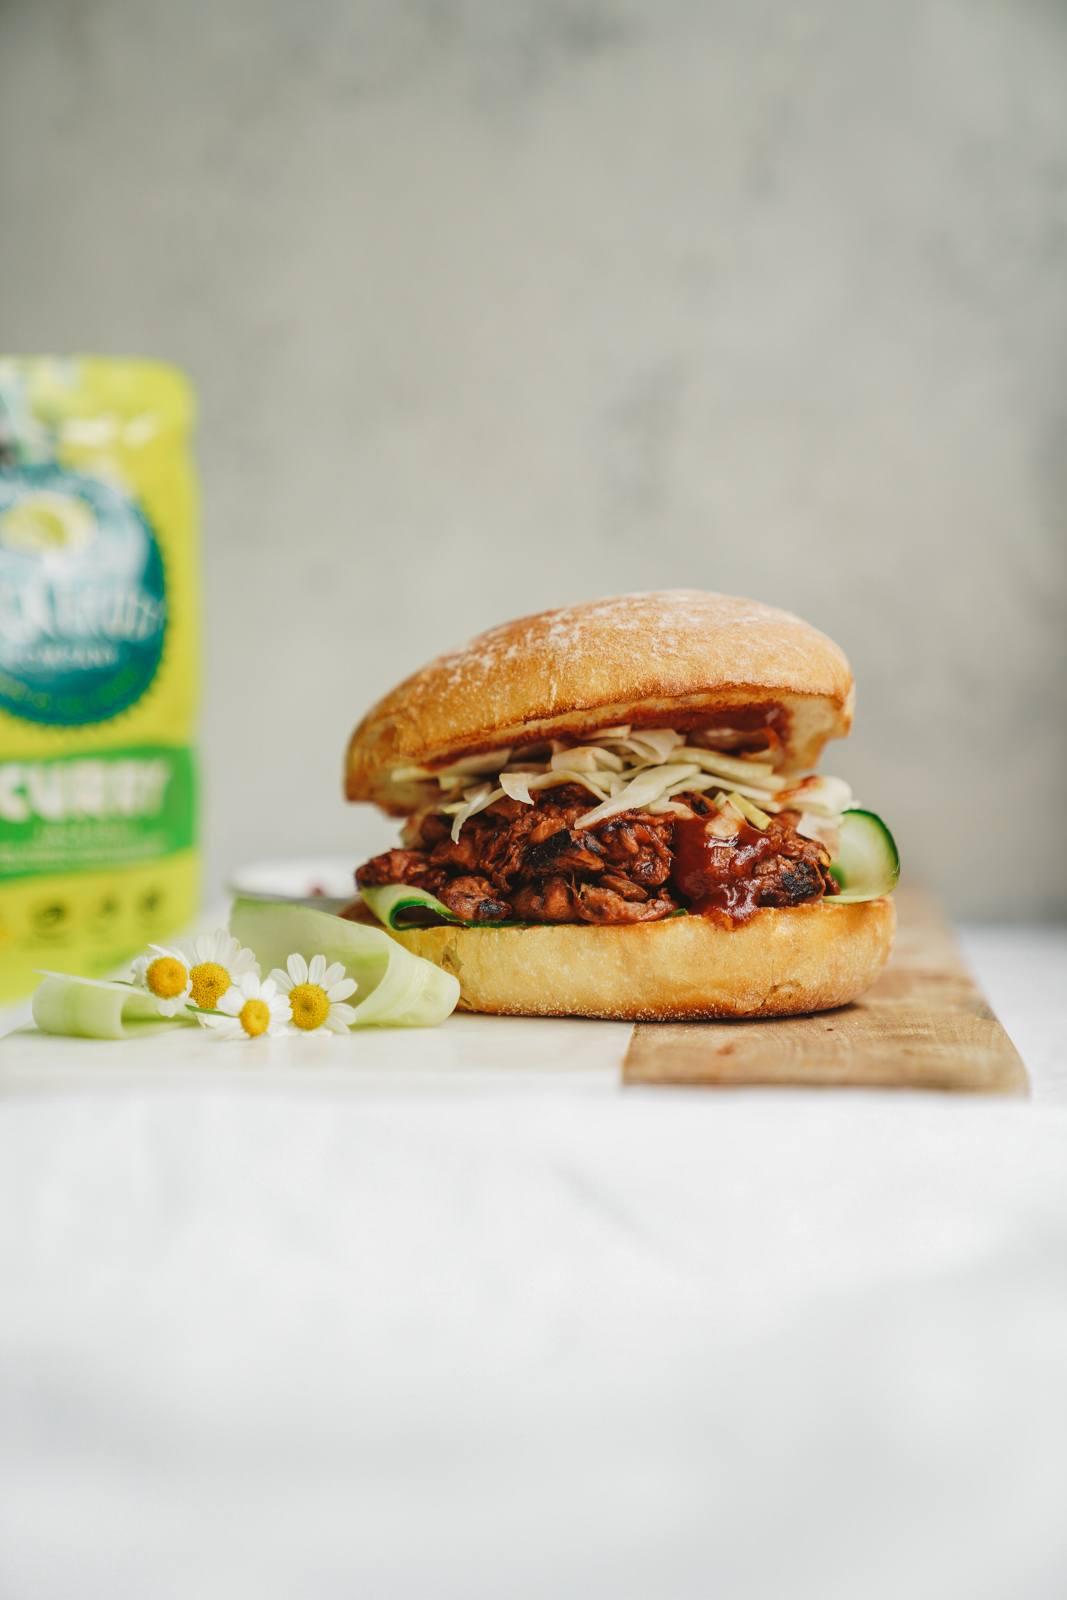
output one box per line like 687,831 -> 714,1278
210,1017 -> 243,1039
198,1010 -> 235,1034
308,954 -> 327,985
323,1014 -> 350,1034
326,978 -> 357,1002
148,943 -> 183,963
237,970 -> 260,997
268,967 -> 291,992
218,987 -> 243,1016
260,977 -> 278,1001
287,952 -> 308,985
322,961 -> 346,989
330,1002 -> 357,1025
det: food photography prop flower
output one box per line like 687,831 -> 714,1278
130,944 -> 193,1017
269,952 -> 358,1035
197,971 -> 291,1041
184,929 -> 259,1011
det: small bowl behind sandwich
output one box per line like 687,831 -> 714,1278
343,589 -> 899,1020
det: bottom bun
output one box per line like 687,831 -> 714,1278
377,898 -> 896,1020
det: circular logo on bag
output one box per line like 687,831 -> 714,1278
0,465 -> 166,726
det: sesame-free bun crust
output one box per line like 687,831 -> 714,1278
346,590 -> 853,812
371,898 -> 895,1020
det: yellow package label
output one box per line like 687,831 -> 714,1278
0,356 -> 200,1001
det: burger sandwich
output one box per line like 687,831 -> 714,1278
345,590 -> 898,1019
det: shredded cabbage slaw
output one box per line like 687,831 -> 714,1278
396,725 -> 854,844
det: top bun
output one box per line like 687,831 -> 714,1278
346,589 -> 853,812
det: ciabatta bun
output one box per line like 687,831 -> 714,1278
366,898 -> 894,1020
346,590 -> 853,813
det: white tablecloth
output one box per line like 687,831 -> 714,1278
2,927 -> 1066,1599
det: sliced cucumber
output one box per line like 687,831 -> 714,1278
359,883 -> 524,931
31,973 -> 189,1039
830,809 -> 900,902
229,897 -> 460,1027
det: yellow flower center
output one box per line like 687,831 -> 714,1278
146,955 -> 188,1000
238,998 -> 271,1037
190,961 -> 231,1010
288,982 -> 330,1031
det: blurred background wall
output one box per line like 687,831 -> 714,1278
2,0 -> 1065,918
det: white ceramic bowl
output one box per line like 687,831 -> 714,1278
226,856 -> 358,913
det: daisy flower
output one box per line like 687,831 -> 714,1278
269,953 -> 358,1035
184,929 -> 259,1012
198,971 -> 290,1040
130,944 -> 192,1016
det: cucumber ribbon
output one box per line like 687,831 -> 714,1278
358,883 -> 523,930
31,975 -> 191,1040
830,809 -> 900,902
229,898 -> 459,1026
360,883 -> 688,930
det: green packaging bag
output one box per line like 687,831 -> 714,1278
0,357 -> 199,1001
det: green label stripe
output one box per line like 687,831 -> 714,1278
0,744 -> 196,881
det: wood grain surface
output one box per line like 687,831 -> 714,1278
624,888 -> 1029,1094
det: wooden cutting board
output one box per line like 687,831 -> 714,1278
624,888 -> 1028,1094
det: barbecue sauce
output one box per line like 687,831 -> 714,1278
670,814 -> 781,925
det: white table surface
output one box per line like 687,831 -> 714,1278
2,924 -> 1066,1600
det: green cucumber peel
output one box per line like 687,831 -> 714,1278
829,809 -> 900,902
359,883 -> 528,930
360,883 -> 690,930
31,973 -> 194,1040
229,897 -> 460,1027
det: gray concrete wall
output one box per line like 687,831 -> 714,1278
3,0 -> 1065,917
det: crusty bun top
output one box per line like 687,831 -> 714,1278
345,589 -> 853,811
